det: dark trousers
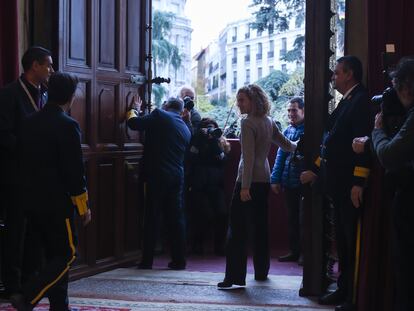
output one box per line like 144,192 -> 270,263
141,177 -> 186,265
284,187 -> 302,256
330,192 -> 359,304
224,182 -> 270,284
23,211 -> 76,310
0,184 -> 25,294
392,188 -> 414,311
190,185 -> 228,253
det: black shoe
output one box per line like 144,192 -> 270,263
318,289 -> 345,305
335,302 -> 356,311
167,261 -> 186,270
278,253 -> 299,262
254,275 -> 268,281
217,280 -> 245,289
137,261 -> 152,269
10,294 -> 33,311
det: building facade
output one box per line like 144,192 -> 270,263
153,0 -> 192,98
201,17 -> 305,101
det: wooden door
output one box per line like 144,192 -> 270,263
57,0 -> 151,278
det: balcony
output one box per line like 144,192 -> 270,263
256,53 -> 262,60
267,51 -> 274,58
244,55 -> 250,62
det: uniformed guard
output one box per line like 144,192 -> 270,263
301,56 -> 373,311
10,72 -> 91,311
0,46 -> 53,297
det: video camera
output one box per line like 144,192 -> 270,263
183,96 -> 195,111
371,87 -> 406,137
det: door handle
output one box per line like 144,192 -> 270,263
130,75 -> 170,85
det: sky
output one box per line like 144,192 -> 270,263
185,0 -> 254,56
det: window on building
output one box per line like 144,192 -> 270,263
232,48 -> 237,64
257,29 -> 262,37
232,71 -> 237,90
245,25 -> 250,39
256,42 -> 262,60
269,65 -> 274,72
268,40 -> 274,58
245,69 -> 250,84
245,45 -> 250,62
281,64 -> 287,72
258,67 -> 262,79
280,37 -> 287,57
232,26 -> 237,42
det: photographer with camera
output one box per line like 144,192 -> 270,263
188,118 -> 230,256
179,86 -> 201,133
370,57 -> 414,311
270,97 -> 305,265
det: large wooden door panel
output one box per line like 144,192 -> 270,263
54,0 -> 150,278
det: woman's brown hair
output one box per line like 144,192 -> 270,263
237,84 -> 271,117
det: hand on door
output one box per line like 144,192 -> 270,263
129,94 -> 142,112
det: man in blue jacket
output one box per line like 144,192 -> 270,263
271,97 -> 305,264
127,96 -> 191,270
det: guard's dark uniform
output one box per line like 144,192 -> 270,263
0,75 -> 46,294
19,103 -> 88,310
313,84 -> 372,304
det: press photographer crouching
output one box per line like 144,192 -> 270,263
188,118 -> 231,256
371,57 -> 414,311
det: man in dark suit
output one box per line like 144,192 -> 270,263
301,56 -> 372,311
0,46 -> 53,297
127,96 -> 191,270
10,72 -> 91,311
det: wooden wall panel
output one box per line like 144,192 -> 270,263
126,0 -> 141,72
96,160 -> 116,260
97,82 -> 118,144
70,79 -> 92,145
124,158 -> 142,252
68,0 -> 88,64
98,0 -> 117,69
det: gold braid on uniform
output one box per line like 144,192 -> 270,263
353,166 -> 370,178
71,192 -> 88,216
126,109 -> 138,121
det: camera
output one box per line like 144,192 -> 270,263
183,96 -> 194,110
371,87 -> 406,137
204,126 -> 223,139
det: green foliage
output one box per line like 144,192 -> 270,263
250,0 -> 305,63
151,10 -> 182,105
152,10 -> 182,70
256,70 -> 289,101
152,84 -> 167,107
279,68 -> 304,97
250,0 -> 305,33
282,35 -> 305,63
196,96 -> 215,113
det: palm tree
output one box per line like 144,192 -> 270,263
152,10 -> 183,105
